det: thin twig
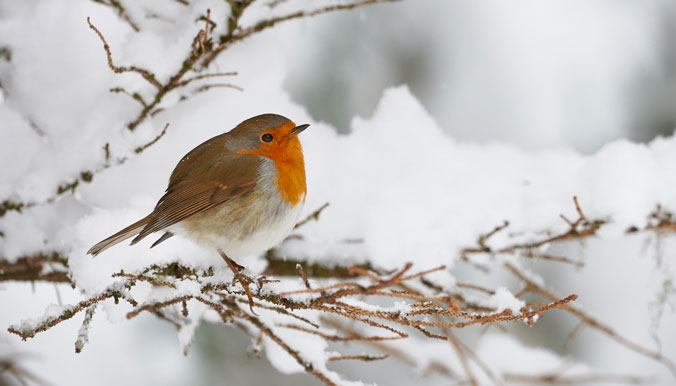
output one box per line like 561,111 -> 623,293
87,17 -> 161,90
294,202 -> 330,229
174,72 -> 238,88
296,264 -> 311,289
520,252 -> 584,267
109,87 -> 147,107
134,123 -> 170,153
193,83 -> 243,94
112,271 -> 176,288
328,354 -> 388,362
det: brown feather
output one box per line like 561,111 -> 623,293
150,232 -> 174,248
87,214 -> 152,256
130,135 -> 261,244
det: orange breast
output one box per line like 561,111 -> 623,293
273,153 -> 306,205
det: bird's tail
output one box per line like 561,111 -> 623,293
87,214 -> 152,256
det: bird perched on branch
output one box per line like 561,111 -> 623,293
88,114 -> 309,299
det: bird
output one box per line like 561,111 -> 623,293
87,113 -> 309,283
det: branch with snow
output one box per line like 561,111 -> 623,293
7,258 -> 576,385
458,198 -> 676,379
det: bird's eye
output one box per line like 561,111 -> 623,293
261,133 -> 274,143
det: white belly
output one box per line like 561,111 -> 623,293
172,194 -> 305,259
210,199 -> 304,258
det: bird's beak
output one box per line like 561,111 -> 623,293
288,124 -> 310,137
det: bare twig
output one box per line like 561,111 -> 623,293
174,71 -> 238,88
296,264 -> 311,289
134,123 -> 170,153
87,17 -> 160,89
328,354 -> 388,362
193,83 -> 243,94
462,197 -> 605,270
109,87 -> 147,107
520,252 -> 584,267
294,202 -> 330,229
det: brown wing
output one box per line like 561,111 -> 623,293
131,134 -> 260,244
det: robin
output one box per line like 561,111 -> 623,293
87,114 -> 309,289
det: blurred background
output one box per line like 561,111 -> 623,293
284,0 -> 676,152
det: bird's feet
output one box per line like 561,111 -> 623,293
217,250 -> 257,314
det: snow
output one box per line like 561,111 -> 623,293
260,315 -> 371,386
1,1 -> 675,385
476,333 -> 586,376
9,304 -> 69,335
486,287 -> 526,315
177,300 -> 209,356
338,298 -> 411,314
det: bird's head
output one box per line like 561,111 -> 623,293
230,113 -> 309,163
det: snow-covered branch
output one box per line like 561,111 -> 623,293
7,256 -> 576,384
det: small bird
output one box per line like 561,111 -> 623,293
87,114 -> 309,278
